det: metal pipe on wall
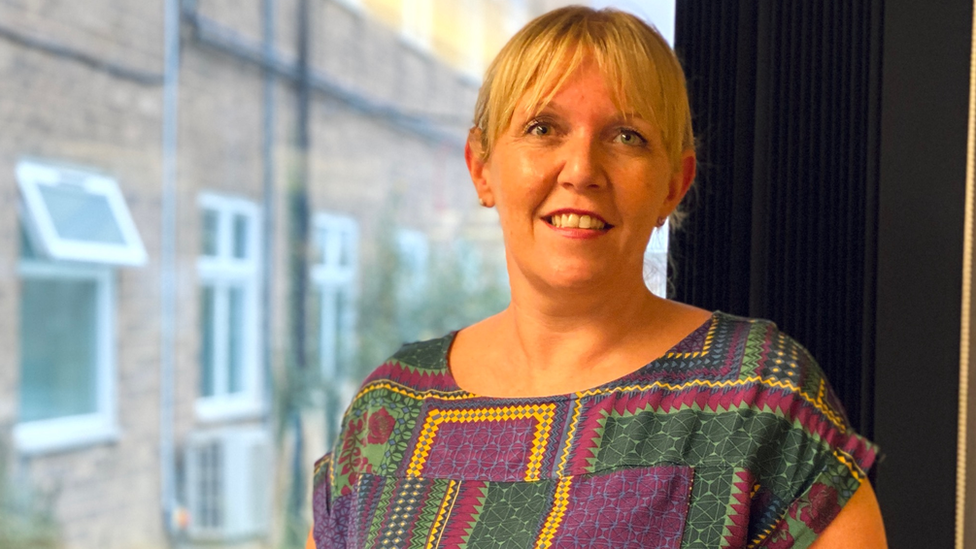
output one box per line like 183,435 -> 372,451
159,0 -> 180,542
262,0 -> 277,436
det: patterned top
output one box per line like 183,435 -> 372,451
312,312 -> 878,549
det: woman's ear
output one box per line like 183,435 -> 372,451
465,129 -> 495,208
660,149 -> 696,217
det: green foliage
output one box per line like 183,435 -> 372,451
0,435 -> 62,549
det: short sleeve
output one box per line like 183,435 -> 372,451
748,327 -> 879,548
311,453 -> 350,549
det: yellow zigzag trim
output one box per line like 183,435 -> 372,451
556,398 -> 583,477
405,404 -> 557,480
534,476 -> 573,549
355,381 -> 472,402
425,479 -> 458,549
313,453 -> 331,477
356,370 -> 846,431
834,448 -> 867,482
576,376 -> 847,430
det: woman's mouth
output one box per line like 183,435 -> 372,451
545,213 -> 610,230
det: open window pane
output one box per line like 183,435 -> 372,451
37,184 -> 126,244
17,159 -> 147,266
19,277 -> 99,422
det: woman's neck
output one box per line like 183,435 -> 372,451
451,268 -> 709,398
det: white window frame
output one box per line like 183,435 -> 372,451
14,260 -> 119,455
16,159 -> 147,266
401,0 -> 433,51
196,193 -> 263,422
311,213 -> 359,379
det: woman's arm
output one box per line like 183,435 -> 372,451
809,481 -> 887,548
306,529 -> 316,549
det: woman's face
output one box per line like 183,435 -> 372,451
466,56 -> 695,293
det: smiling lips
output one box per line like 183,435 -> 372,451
545,212 -> 610,230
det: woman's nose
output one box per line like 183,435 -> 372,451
557,133 -> 607,191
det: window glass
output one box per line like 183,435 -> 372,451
227,285 -> 245,393
199,285 -> 216,397
19,276 -> 99,422
232,214 -> 249,259
36,184 -> 126,244
201,209 -> 219,257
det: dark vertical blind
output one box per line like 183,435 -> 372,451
671,0 -> 883,437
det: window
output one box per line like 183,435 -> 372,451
644,221 -> 669,298
197,194 -> 262,420
17,159 -> 147,266
401,0 -> 433,50
15,232 -> 118,454
395,229 -> 430,340
309,213 -> 359,379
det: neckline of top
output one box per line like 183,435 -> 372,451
436,310 -> 727,401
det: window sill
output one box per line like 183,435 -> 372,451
14,414 -> 120,456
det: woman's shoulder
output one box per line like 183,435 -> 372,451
357,332 -> 462,393
654,310 -> 831,384
624,310 -> 879,467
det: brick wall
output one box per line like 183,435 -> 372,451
0,0 -> 526,546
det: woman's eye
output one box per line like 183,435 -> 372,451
615,129 -> 647,146
527,123 -> 551,136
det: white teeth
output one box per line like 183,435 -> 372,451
549,214 -> 606,230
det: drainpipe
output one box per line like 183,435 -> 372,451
160,0 -> 180,542
262,0 -> 276,427
286,0 -> 311,545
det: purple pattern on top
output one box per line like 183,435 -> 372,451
550,465 -> 693,548
423,416 -> 537,481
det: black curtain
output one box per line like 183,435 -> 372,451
671,0 -> 882,438
673,1 -> 974,545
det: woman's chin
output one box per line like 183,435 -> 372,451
531,264 -> 627,293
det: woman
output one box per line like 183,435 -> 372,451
310,6 -> 886,548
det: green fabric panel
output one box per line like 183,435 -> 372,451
595,408 -> 825,502
681,466 -> 733,548
465,480 -> 553,548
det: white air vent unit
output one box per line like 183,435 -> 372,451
184,427 -> 272,541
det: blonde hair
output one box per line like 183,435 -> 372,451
472,6 -> 694,172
